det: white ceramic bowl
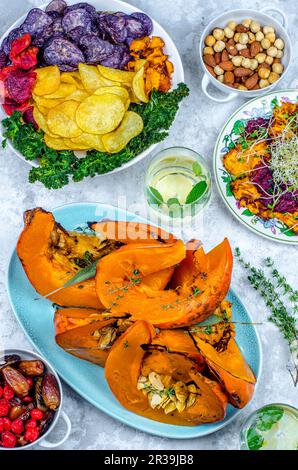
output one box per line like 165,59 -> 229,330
0,349 -> 71,450
0,0 -> 184,175
198,7 -> 291,102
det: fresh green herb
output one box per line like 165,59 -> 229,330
192,161 -> 202,176
236,247 -> 298,386
73,251 -> 95,268
247,426 -> 264,450
167,197 -> 180,207
123,341 -> 129,349
148,186 -> 164,206
185,181 -> 207,204
2,85 -> 189,189
256,405 -> 284,431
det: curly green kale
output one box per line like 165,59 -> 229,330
1,83 -> 189,189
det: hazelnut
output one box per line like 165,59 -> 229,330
236,43 -> 247,51
242,18 -> 252,28
227,21 -> 237,30
274,38 -> 285,50
241,58 -> 251,68
255,52 -> 266,64
231,55 -> 243,67
213,28 -> 225,40
250,59 -> 258,70
239,32 -> 249,45
268,71 -> 280,83
217,74 -> 224,83
265,55 -> 274,65
214,65 -> 224,75
234,32 -> 241,42
272,62 -> 284,74
258,67 -> 270,79
255,31 -> 264,41
213,40 -> 226,52
205,35 -> 216,47
259,78 -> 269,88
265,32 -> 276,43
261,38 -> 271,49
238,84 -> 248,90
275,49 -> 283,58
203,46 -> 214,55
224,27 -> 234,39
248,32 -> 256,44
263,25 -> 275,34
250,21 -> 261,33
267,46 -> 278,57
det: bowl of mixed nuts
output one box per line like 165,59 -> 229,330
198,7 -> 291,102
0,349 -> 71,449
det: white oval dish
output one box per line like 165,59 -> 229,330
198,7 -> 291,102
0,0 -> 184,175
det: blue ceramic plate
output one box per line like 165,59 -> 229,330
6,202 -> 262,439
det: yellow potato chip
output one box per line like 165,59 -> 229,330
34,102 -> 49,115
34,66 -> 60,96
102,111 -> 143,153
33,107 -> 55,136
97,65 -> 135,84
66,88 -> 89,102
48,100 -> 82,138
71,132 -> 106,152
76,94 -> 125,135
132,67 -> 149,103
34,96 -> 64,109
44,134 -> 71,150
44,83 -> 76,100
78,63 -> 110,92
63,138 -> 89,150
61,71 -> 85,90
93,85 -> 129,101
129,89 -> 141,104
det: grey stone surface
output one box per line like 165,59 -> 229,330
0,0 -> 297,450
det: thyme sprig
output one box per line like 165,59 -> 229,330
235,247 -> 298,386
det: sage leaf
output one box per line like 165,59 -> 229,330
185,181 -> 207,204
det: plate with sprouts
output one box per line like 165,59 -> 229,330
214,89 -> 298,244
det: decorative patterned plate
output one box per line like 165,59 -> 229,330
6,203 -> 262,439
214,89 -> 298,244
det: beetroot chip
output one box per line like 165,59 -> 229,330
44,37 -> 85,68
23,106 -> 38,129
6,69 -> 36,104
0,50 -> 7,68
45,0 -> 67,14
1,28 -> 24,55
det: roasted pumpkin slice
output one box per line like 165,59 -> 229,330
105,321 -> 227,425
170,239 -> 202,289
191,322 -> 256,408
54,308 -> 132,366
16,208 -> 121,308
96,239 -> 233,329
90,220 -> 176,244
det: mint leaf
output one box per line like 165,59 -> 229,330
148,186 -> 164,206
192,161 -> 202,176
256,406 -> 284,432
185,181 -> 207,204
247,427 -> 264,450
167,197 -> 180,207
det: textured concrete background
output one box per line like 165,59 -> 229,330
0,0 -> 297,450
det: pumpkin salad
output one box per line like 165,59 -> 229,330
16,207 -> 256,425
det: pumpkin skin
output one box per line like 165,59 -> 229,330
105,321 -> 228,425
191,323 -> 256,408
96,239 -> 233,329
89,220 -> 176,245
16,208 -> 122,308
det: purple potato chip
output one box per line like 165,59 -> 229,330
125,36 -> 135,46
45,0 -> 67,14
100,45 -> 128,69
62,8 -> 92,33
0,49 -> 7,68
67,26 -> 88,45
104,14 -> 127,44
21,8 -> 53,37
1,28 -> 24,55
47,11 -> 61,20
120,50 -> 131,69
44,37 -> 85,68
59,64 -> 77,71
125,16 -> 145,39
79,34 -> 114,63
64,3 -> 96,18
32,18 -> 64,47
131,12 -> 153,36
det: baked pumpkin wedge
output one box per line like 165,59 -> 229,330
190,321 -> 256,408
96,239 -> 233,329
89,220 -> 176,245
105,321 -> 227,425
16,208 -> 123,308
54,308 -> 133,366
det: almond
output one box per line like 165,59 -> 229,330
227,38 -> 235,47
224,71 -> 235,84
234,67 -> 252,77
251,83 -> 260,90
203,54 -> 216,67
239,48 -> 250,58
219,60 -> 234,71
258,62 -> 270,70
245,72 -> 259,89
214,52 -> 221,64
221,49 -> 229,62
273,58 -> 281,63
236,24 -> 249,33
227,45 -> 238,56
250,41 -> 261,57
206,64 -> 216,77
